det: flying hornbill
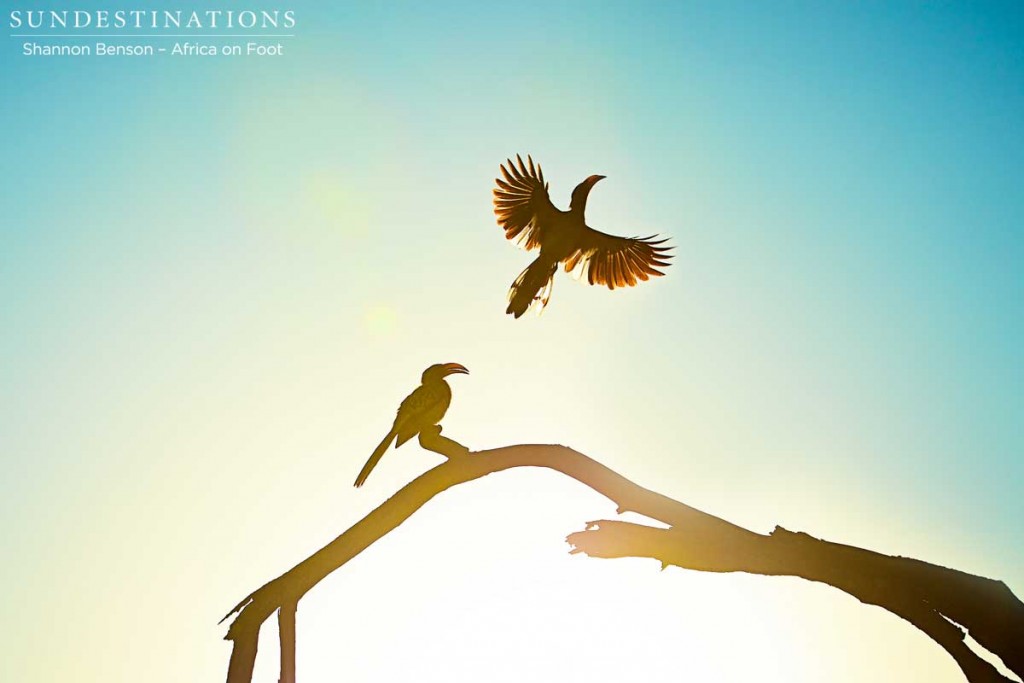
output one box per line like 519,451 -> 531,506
353,362 -> 469,488
494,154 -> 673,318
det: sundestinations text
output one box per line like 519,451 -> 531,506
10,9 -> 295,30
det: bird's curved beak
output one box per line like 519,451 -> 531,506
440,362 -> 469,376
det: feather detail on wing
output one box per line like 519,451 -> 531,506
564,229 -> 674,290
493,154 -> 559,251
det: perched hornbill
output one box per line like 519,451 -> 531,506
494,154 -> 673,317
353,362 -> 469,488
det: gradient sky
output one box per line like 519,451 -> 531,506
1,2 -> 1022,682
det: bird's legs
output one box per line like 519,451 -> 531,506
418,424 -> 470,460
536,273 -> 554,309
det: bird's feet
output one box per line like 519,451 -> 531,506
419,425 -> 470,460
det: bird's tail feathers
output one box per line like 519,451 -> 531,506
507,257 -> 557,318
354,428 -> 397,488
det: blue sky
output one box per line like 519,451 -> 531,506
1,2 -> 1021,682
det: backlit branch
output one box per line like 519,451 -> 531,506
567,520 -> 1024,683
221,445 -> 1023,683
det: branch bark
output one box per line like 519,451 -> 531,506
221,445 -> 1024,683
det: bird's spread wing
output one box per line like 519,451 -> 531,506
493,154 -> 559,251
564,228 -> 673,290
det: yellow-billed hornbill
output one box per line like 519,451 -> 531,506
353,362 -> 469,488
494,155 -> 673,317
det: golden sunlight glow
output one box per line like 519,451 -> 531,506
361,304 -> 399,337
245,473 -> 966,683
5,5 -> 1020,683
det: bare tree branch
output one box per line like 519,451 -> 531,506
221,444 -> 1024,683
567,520 -> 1023,683
278,600 -> 296,683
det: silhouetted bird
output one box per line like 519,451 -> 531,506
494,154 -> 673,317
353,362 -> 469,487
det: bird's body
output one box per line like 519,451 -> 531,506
392,380 -> 452,447
353,363 -> 468,488
493,155 -> 673,317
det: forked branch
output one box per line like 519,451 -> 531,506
221,445 -> 1023,683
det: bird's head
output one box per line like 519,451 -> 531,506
422,362 -> 470,383
570,174 -> 606,213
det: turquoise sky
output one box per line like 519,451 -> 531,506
2,2 -> 1021,682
